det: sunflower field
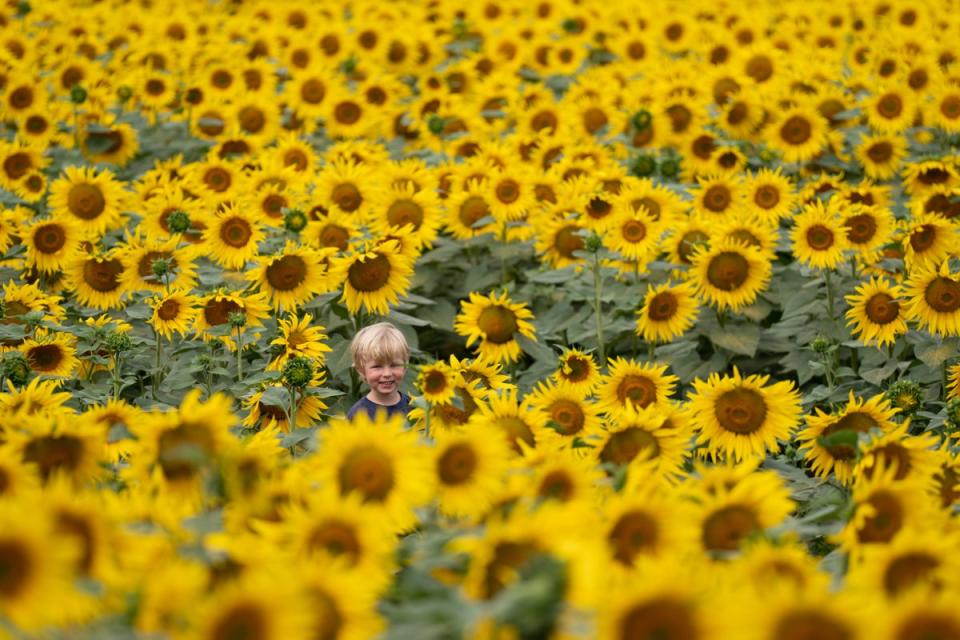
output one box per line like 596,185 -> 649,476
4,0 -> 960,638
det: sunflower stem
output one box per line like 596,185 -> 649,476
592,250 -> 606,367
152,330 -> 163,398
111,353 -> 122,401
288,385 -> 299,431
824,269 -> 836,321
235,326 -> 244,383
849,256 -> 858,280
647,341 -> 656,362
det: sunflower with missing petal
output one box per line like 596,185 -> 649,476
204,204 -> 266,270
23,216 -> 82,274
21,330 -> 78,378
798,391 -> 899,486
454,290 -> 536,364
688,367 -> 802,462
48,165 -> 127,238
903,261 -> 960,337
636,279 -> 700,344
791,200 -> 850,270
267,313 -> 331,372
148,290 -> 200,340
901,212 -> 958,271
313,411 -> 433,533
249,241 -> 332,311
65,249 -> 127,310
433,424 -> 511,519
689,238 -> 772,312
846,277 -> 908,347
333,239 -> 414,316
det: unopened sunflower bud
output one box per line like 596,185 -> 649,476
282,356 -> 314,388
116,85 -> 133,102
944,397 -> 960,434
228,312 -> 247,329
810,334 -> 831,354
105,331 -> 132,355
659,158 -> 680,178
167,210 -> 191,234
631,110 -> 652,131
885,379 -> 924,415
630,154 -> 656,177
283,208 -> 307,233
2,354 -> 30,387
584,232 -> 603,254
70,85 -> 87,104
427,115 -> 446,135
151,258 -> 170,278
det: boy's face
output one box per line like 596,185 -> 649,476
359,360 -> 406,399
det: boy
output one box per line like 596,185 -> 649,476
347,322 -> 411,421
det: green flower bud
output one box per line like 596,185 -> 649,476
659,158 -> 680,178
810,334 -> 832,354
282,356 -> 314,388
885,379 -> 924,415
340,56 -> 357,75
105,331 -> 132,355
283,208 -> 308,233
584,232 -> 603,254
15,1 -> 29,17
631,109 -> 652,131
70,85 -> 87,104
561,18 -> 580,33
151,258 -> 170,278
228,312 -> 247,329
167,211 -> 191,234
427,115 -> 446,135
630,154 -> 656,178
116,85 -> 133,102
2,354 -> 31,387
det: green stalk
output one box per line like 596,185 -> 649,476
112,353 -> 123,401
235,326 -> 244,382
824,269 -> 835,321
288,386 -> 299,430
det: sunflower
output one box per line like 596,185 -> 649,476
23,216 -> 81,274
470,388 -> 538,455
415,361 -> 460,405
595,358 -> 677,416
596,407 -> 689,481
854,423 -> 941,486
314,158 -> 373,221
790,200 -> 850,270
454,290 -> 537,364
720,92 -> 766,139
739,588 -> 873,640
452,355 -> 514,394
249,241 -> 331,311
367,181 -> 442,249
444,181 -> 498,240
119,236 -> 198,295
65,250 -> 127,310
202,204 -> 266,270
299,560 -> 386,640
21,330 -> 78,378
241,383 -> 327,433
878,590 -> 960,640
845,277 -> 908,347
433,425 -> 511,519
689,238 -> 772,312
79,122 -> 140,166
798,391 -> 900,485
692,173 -> 742,219
527,380 -> 603,448
856,133 -> 908,181
636,280 -> 700,344
929,84 -> 960,134
533,212 -> 587,269
304,209 -> 357,253
602,203 -> 663,263
551,348 -> 601,394
664,216 -> 712,267
765,105 -> 828,164
841,204 -> 895,261
267,313 -> 331,372
901,212 -> 958,271
903,262 -> 960,337
688,368 -> 802,462
523,443 -> 604,509
148,290 -> 200,340
194,290 -> 272,349
902,161 -> 959,196
741,167 -> 797,223
48,166 -> 127,237
189,571 -> 310,640
864,86 -> 917,134
0,140 -> 45,190
333,240 -> 415,316
313,411 -> 433,532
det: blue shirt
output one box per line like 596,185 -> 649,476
347,392 -> 410,421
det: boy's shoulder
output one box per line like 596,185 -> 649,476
347,392 -> 410,421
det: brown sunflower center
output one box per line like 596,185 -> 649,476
883,553 -> 940,597
704,185 -> 732,212
560,355 -> 591,383
894,613 -> 960,640
910,224 -> 938,252
691,134 -> 715,159
0,540 -> 32,598
437,443 -> 477,486
780,115 -> 812,145
706,251 -> 749,291
220,217 -> 253,248
648,291 -> 679,322
55,511 -> 95,574
538,470 -> 574,501
495,179 -> 520,204
941,95 -> 960,119
554,225 -> 585,258
530,109 -> 558,133
22,434 -> 84,481
620,597 -> 699,640
421,370 -> 449,395
157,423 -> 215,481
805,224 -> 835,251
283,149 -> 308,171
334,101 -> 361,125
714,388 -> 767,435
386,199 -> 423,229
666,104 -> 692,133
82,258 -> 123,292
858,490 -> 903,543
347,254 -> 390,293
865,293 -> 899,325
331,183 -> 361,212
617,374 -> 658,408
338,446 -> 394,502
238,106 -> 265,133
67,183 -> 106,220
925,276 -> 960,313
157,299 -> 180,321
209,602 -> 268,640
702,505 -> 759,552
204,298 -> 242,326
319,224 -> 349,250
495,416 -> 535,453
8,86 -> 33,110
548,399 -> 585,435
878,93 -> 903,118
844,214 -> 877,244
678,230 -> 709,264
821,412 -> 878,460
265,255 -> 308,292
27,344 -> 64,372
477,306 -> 518,344
3,151 -> 31,180
754,185 -> 780,209
867,141 -> 893,163
34,223 -> 67,254
307,520 -> 361,562
600,427 -> 659,466
204,167 -> 232,193
746,54 -> 773,82
25,115 -> 48,134
608,510 -> 659,565
210,69 -> 233,89
459,196 -> 490,229
621,219 -> 647,243
774,610 -> 854,640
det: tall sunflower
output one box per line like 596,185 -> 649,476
636,280 -> 700,344
148,290 -> 200,340
249,242 -> 332,311
454,290 -> 536,364
903,262 -> 960,337
21,330 -> 79,378
687,368 -> 802,462
689,238 -> 772,312
65,250 -> 127,310
596,358 -> 677,415
203,204 -> 266,270
845,277 -> 908,347
333,240 -> 415,316
48,166 -> 127,237
267,313 -> 331,372
23,216 -> 81,274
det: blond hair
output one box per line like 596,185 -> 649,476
350,322 -> 410,370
